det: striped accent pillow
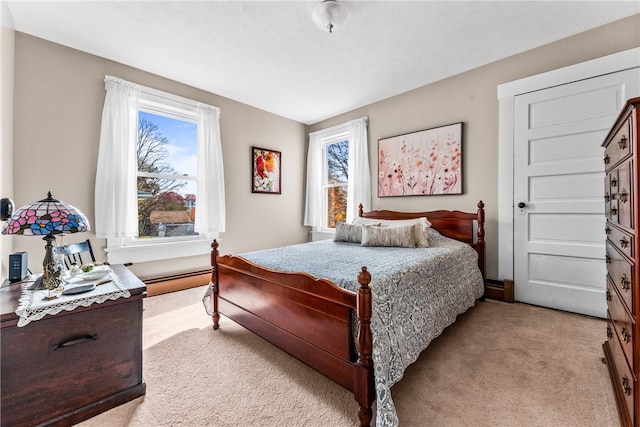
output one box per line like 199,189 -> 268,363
361,224 -> 417,248
352,216 -> 431,247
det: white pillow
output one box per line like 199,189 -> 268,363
361,224 -> 417,248
353,216 -> 431,247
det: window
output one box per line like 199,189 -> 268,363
324,138 -> 349,229
305,117 -> 369,235
137,109 -> 197,239
96,76 -> 225,264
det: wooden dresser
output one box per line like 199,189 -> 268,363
0,264 -> 146,426
603,97 -> 640,427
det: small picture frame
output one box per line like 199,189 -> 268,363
378,122 -> 463,197
252,147 -> 281,194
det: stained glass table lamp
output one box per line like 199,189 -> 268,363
1,191 -> 90,292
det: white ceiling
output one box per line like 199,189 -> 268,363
5,1 -> 640,125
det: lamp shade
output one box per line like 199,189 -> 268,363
1,191 -> 90,236
312,0 -> 349,33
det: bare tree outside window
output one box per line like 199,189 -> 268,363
137,113 -> 197,238
326,140 -> 349,228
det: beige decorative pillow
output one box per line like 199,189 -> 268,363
361,224 -> 417,248
334,222 -> 364,243
353,216 -> 431,247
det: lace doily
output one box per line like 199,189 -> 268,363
16,267 -> 131,327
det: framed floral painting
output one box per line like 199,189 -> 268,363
378,122 -> 462,197
252,147 -> 281,194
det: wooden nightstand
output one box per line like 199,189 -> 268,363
0,264 -> 146,427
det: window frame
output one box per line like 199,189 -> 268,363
319,128 -> 349,233
105,89 -> 212,265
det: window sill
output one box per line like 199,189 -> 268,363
105,238 -> 213,264
310,230 -> 335,242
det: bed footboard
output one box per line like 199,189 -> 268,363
210,240 -> 375,426
209,201 -> 485,426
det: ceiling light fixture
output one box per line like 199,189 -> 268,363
312,0 -> 349,34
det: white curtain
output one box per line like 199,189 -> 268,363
195,104 -> 226,239
346,117 -> 371,222
304,116 -> 370,227
95,76 -> 140,238
303,132 -> 323,227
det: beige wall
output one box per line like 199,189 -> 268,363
309,14 -> 640,281
11,33 -> 308,279
0,2 -> 14,280
6,14 -> 639,282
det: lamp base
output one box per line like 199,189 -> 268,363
27,235 -> 63,291
28,275 -> 46,291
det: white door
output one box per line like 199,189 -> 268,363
514,69 -> 639,318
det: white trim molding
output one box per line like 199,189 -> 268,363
497,47 -> 640,282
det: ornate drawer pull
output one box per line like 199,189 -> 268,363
607,326 -> 613,339
604,195 -> 610,203
618,135 -> 628,150
620,238 -> 629,248
622,327 -> 632,342
605,227 -> 611,235
604,155 -> 611,165
622,376 -> 632,396
605,254 -> 611,264
621,274 -> 630,290
620,191 -> 628,203
611,178 -> 618,188
611,207 -> 618,216
606,290 -> 612,301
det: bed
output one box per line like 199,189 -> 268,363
205,201 -> 486,426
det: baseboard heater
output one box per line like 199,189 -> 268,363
142,269 -> 211,297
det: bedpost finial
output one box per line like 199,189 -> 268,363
476,201 -> 485,242
358,203 -> 364,217
477,201 -> 485,226
358,266 -> 371,286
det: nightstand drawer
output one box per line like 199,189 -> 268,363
1,299 -> 143,426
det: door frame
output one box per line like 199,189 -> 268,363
497,47 -> 640,283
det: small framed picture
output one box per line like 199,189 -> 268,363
252,147 -> 281,194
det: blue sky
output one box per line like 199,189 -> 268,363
139,111 -> 197,195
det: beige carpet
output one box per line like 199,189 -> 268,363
79,286 -> 619,427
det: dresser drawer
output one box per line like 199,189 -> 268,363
607,317 -> 636,425
1,299 -> 143,426
604,117 -> 632,170
610,199 -> 620,224
607,241 -> 634,312
605,170 -> 616,220
607,224 -> 634,260
615,159 -> 634,229
609,279 -> 635,369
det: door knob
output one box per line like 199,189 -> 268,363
518,202 -> 526,209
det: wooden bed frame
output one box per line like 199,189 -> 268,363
208,201 -> 485,426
